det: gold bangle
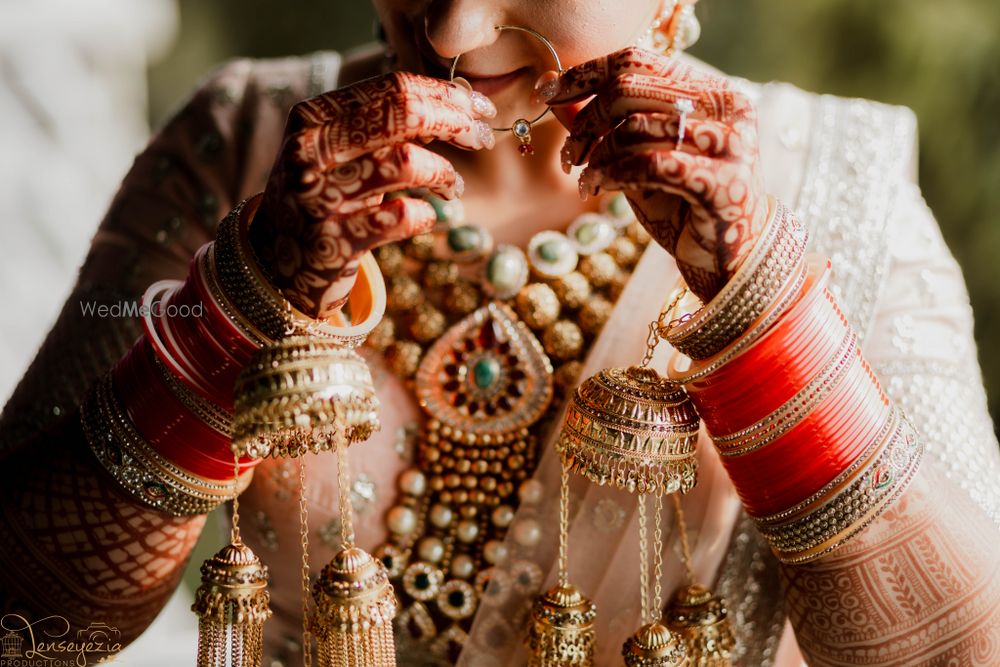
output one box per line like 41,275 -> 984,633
82,374 -> 252,516
752,409 -> 923,564
213,194 -> 387,347
662,197 -> 809,360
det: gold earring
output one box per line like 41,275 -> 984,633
449,25 -> 563,156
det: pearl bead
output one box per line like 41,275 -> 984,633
429,504 -> 454,529
518,480 -> 544,505
512,518 -> 542,547
451,554 -> 475,579
387,506 -> 417,535
483,540 -> 509,565
456,520 -> 479,544
417,537 -> 445,563
491,505 -> 515,528
398,468 -> 427,496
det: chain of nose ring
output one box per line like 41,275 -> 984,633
449,25 -> 563,156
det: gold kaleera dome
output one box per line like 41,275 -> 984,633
232,336 -> 380,459
622,621 -> 690,667
527,583 -> 598,666
664,584 -> 735,667
557,365 -> 700,495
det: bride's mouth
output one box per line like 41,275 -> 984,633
453,66 -> 531,96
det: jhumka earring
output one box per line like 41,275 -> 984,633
539,294 -> 701,667
649,0 -> 701,56
450,25 -> 563,156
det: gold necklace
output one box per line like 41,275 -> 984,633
364,190 -> 650,659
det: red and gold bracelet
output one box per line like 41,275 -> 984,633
669,231 -> 923,563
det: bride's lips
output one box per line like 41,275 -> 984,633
454,66 -> 530,96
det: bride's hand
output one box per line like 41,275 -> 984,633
252,72 -> 497,319
540,46 -> 768,303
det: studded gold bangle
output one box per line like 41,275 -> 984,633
662,197 -> 809,360
82,374 -> 252,516
752,409 -> 923,564
213,194 -> 386,347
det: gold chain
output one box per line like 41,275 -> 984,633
637,491 -> 649,624
230,452 -> 242,544
671,493 -> 696,586
640,287 -> 688,368
558,466 -> 570,587
299,458 -> 313,667
652,490 -> 664,613
336,434 -> 356,546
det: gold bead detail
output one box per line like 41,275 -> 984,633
554,361 -> 583,393
375,243 -> 405,276
552,271 -> 592,309
365,317 -> 396,352
579,252 -> 617,288
442,281 -> 482,316
626,221 -> 652,245
422,260 -> 459,289
384,340 -> 423,377
608,270 -> 630,301
580,296 -> 613,335
607,236 -> 639,267
543,320 -> 584,361
387,274 -> 422,312
515,283 -> 561,331
409,304 -> 446,343
406,232 -> 436,260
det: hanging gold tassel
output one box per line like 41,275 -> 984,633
663,585 -> 734,667
192,455 -> 272,667
527,583 -> 597,666
663,495 -> 734,667
311,435 -> 398,667
622,622 -> 689,667
526,466 -> 596,666
312,546 -> 398,667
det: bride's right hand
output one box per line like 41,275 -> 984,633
251,72 -> 497,320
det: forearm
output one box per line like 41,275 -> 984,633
0,412 -> 206,655
668,202 -> 1000,664
781,462 -> 1000,666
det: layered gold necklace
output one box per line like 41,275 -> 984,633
363,190 -> 651,658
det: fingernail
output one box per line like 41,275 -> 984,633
453,76 -> 472,91
532,71 -> 560,104
560,144 -> 574,174
578,177 -> 589,201
470,91 -> 497,118
453,172 -> 465,198
475,120 -> 496,149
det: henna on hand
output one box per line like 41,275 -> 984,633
252,72 -> 497,319
545,47 -> 767,303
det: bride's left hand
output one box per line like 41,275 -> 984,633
538,46 -> 769,302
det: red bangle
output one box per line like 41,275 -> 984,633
721,353 -> 890,515
114,335 -> 259,479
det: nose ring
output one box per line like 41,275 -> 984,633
449,25 -> 563,156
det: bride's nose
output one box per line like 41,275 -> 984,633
424,0 -> 504,59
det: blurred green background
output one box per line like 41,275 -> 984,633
148,0 -> 1000,429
